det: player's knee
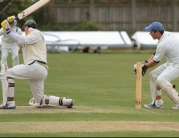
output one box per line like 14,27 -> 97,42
12,55 -> 19,61
0,64 -> 8,80
7,77 -> 15,87
156,79 -> 164,88
156,79 -> 171,89
1,57 -> 7,64
1,57 -> 6,61
149,72 -> 157,82
149,70 -> 160,80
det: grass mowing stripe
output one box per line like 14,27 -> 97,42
0,121 -> 179,133
0,113 -> 157,122
0,50 -> 178,136
2,131 -> 179,137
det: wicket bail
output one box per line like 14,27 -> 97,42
135,62 -> 142,109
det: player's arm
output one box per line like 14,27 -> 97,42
145,52 -> 158,68
17,27 -> 22,35
1,19 -> 42,44
145,59 -> 158,68
0,28 -> 4,35
142,49 -> 164,76
134,52 -> 158,76
147,52 -> 155,62
9,31 -> 43,44
142,52 -> 156,64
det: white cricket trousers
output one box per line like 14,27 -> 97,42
1,45 -> 19,67
149,62 -> 179,101
7,60 -> 48,103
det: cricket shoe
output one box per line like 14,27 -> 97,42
144,102 -> 163,109
172,104 -> 179,110
62,97 -> 74,108
0,101 -> 16,109
67,99 -> 74,108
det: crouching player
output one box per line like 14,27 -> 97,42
134,22 -> 179,109
0,16 -> 74,109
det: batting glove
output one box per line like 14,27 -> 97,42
1,20 -> 11,34
7,15 -> 16,24
142,64 -> 148,76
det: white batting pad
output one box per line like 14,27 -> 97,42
29,96 -> 74,108
157,80 -> 179,104
0,64 -> 8,106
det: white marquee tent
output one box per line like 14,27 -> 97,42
0,31 -> 133,53
132,31 -> 179,49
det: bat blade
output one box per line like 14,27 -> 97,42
17,0 -> 50,20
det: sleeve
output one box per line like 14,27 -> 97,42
0,28 -> 4,36
17,27 -> 22,35
153,43 -> 166,63
18,32 -> 43,44
9,31 -> 43,44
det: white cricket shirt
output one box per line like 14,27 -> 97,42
153,31 -> 179,64
0,27 -> 22,46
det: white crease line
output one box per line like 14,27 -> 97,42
142,109 -> 161,115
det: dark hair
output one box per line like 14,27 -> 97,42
152,30 -> 164,34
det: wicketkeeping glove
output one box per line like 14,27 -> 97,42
142,64 -> 148,76
134,64 -> 137,74
7,15 -> 16,24
1,20 -> 11,34
134,59 -> 148,75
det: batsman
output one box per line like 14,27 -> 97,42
0,16 -> 74,109
134,21 -> 179,110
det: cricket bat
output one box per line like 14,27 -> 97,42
15,0 -> 50,20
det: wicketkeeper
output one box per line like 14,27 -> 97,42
0,18 -> 22,67
134,22 -> 179,110
0,16 -> 74,109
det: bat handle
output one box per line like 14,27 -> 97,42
15,16 -> 19,21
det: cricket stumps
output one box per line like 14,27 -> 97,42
135,62 -> 142,109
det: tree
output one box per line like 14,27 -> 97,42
0,0 -> 46,29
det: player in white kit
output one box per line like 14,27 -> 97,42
135,22 -> 179,109
0,19 -> 22,67
0,16 -> 74,109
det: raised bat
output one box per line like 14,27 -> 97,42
15,0 -> 50,20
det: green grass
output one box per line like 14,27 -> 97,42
0,49 -> 179,137
1,131 -> 179,137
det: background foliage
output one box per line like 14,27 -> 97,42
54,0 -> 173,4
0,0 -> 34,29
0,0 -> 176,32
0,0 -> 106,31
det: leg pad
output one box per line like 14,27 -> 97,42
157,80 -> 179,104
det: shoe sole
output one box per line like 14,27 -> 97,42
144,104 -> 163,109
0,106 -> 16,109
